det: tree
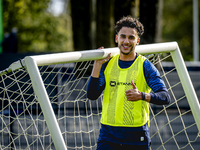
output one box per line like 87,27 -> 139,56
162,0 -> 195,61
70,0 -> 162,51
96,0 -> 115,48
114,0 -> 138,22
139,0 -> 159,44
2,0 -> 73,53
70,0 -> 116,50
70,0 -> 91,51
71,0 -> 137,50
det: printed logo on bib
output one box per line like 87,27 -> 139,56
110,81 -> 134,87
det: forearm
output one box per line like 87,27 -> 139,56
91,51 -> 111,78
149,90 -> 171,105
91,61 -> 103,78
86,77 -> 105,100
143,59 -> 171,105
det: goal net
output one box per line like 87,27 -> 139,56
0,42 -> 199,150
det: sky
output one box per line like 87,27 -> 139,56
48,0 -> 65,16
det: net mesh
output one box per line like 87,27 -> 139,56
0,52 -> 199,150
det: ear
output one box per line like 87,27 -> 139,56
115,34 -> 118,43
136,38 -> 140,45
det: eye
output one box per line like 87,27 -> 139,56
129,36 -> 135,40
121,35 -> 126,38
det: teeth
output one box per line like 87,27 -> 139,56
123,45 -> 129,48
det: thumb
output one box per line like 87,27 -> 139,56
131,80 -> 137,89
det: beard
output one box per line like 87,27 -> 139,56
119,45 -> 134,55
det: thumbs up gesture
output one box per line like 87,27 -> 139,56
125,80 -> 142,101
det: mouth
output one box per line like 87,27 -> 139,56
122,45 -> 131,49
122,44 -> 131,50
120,44 -> 133,55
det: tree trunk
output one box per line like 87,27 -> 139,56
139,0 -> 163,70
139,0 -> 159,44
96,0 -> 115,48
114,0 -> 137,22
155,0 -> 163,43
71,0 -> 91,51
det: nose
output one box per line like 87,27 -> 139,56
124,37 -> 129,43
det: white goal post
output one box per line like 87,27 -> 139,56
0,41 -> 200,150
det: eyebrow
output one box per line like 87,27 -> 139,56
120,34 -> 135,38
120,34 -> 126,37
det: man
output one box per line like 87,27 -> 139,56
87,16 -> 170,150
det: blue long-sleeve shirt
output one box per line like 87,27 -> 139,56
86,53 -> 170,145
87,54 -> 170,105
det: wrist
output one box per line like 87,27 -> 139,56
141,92 -> 146,100
94,60 -> 104,66
91,61 -> 102,78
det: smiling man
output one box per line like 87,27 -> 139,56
87,16 -> 171,150
116,27 -> 139,57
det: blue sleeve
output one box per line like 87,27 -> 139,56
86,62 -> 107,100
86,77 -> 105,100
150,91 -> 171,105
143,59 -> 170,105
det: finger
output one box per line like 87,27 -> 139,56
125,92 -> 130,96
126,95 -> 134,101
104,53 -> 111,63
131,80 -> 137,89
125,89 -> 131,94
98,46 -> 104,49
106,53 -> 111,60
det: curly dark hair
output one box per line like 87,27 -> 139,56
114,16 -> 144,37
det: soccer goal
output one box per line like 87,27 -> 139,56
0,42 -> 200,150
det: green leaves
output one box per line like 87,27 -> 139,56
3,0 -> 73,53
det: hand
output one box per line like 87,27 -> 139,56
91,47 -> 111,78
125,80 -> 142,101
95,47 -> 111,66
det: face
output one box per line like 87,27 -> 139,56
116,27 -> 140,57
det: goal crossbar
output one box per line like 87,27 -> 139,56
1,41 -> 200,150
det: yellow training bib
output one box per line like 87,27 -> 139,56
101,54 -> 151,127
